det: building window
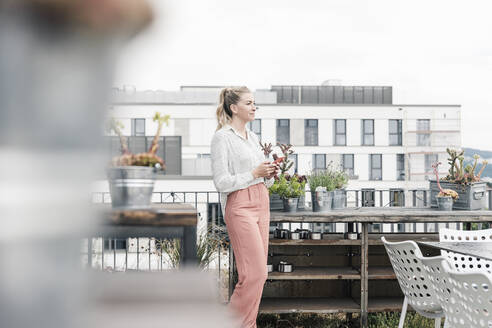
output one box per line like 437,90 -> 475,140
362,119 -> 374,146
162,136 -> 182,175
370,154 -> 382,180
390,189 -> 405,207
342,154 -> 354,177
334,119 -> 346,146
389,119 -> 402,146
276,119 -> 290,144
425,153 -> 438,180
131,118 -> 146,136
417,119 -> 430,146
397,154 -> 405,181
362,189 -> 375,207
247,119 -> 261,141
312,154 -> 326,172
289,154 -> 298,174
304,119 -> 318,146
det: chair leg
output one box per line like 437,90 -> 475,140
434,317 -> 441,328
398,297 -> 408,328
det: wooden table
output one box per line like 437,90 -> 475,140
418,241 -> 492,261
92,203 -> 198,266
268,208 -> 492,328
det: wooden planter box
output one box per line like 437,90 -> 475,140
429,180 -> 487,210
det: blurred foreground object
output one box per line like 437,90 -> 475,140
88,270 -> 238,328
2,0 -> 153,36
0,1 -> 153,328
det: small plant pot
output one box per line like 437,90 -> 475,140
283,197 -> 299,213
436,196 -> 453,211
332,189 -> 346,209
311,190 -> 332,212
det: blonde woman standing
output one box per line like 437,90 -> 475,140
211,86 -> 277,328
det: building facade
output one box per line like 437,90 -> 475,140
96,84 -> 461,232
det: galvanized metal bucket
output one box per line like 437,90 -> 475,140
107,166 -> 156,209
436,196 -> 453,211
332,189 -> 346,209
311,188 -> 332,212
282,197 -> 299,213
269,193 -> 284,211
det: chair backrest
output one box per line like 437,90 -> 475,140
420,255 -> 470,327
443,259 -> 492,328
439,228 -> 492,274
381,237 -> 442,315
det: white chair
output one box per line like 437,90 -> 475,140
439,228 -> 492,275
382,237 -> 444,328
420,255 -> 468,327
443,259 -> 492,328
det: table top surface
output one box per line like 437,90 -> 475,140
270,207 -> 492,223
98,203 -> 198,227
418,241 -> 492,261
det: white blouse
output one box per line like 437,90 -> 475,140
210,124 -> 274,215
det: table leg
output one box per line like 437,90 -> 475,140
182,226 -> 197,266
360,222 -> 369,328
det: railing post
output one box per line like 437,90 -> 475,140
360,222 -> 369,327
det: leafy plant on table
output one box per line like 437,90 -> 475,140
443,148 -> 488,185
269,173 -> 306,199
307,169 -> 336,192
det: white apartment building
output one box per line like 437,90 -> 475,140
95,83 -> 461,232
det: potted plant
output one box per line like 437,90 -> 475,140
107,112 -> 170,209
269,173 -> 307,213
432,162 -> 459,211
332,163 -> 349,209
262,142 -> 306,210
307,169 -> 336,212
429,148 -> 488,210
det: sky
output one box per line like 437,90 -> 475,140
114,0 -> 492,150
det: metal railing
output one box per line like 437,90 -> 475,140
87,188 -> 492,300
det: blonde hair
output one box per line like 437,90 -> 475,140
216,86 -> 251,131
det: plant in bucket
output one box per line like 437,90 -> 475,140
269,173 -> 307,213
432,162 -> 459,211
262,142 -> 306,211
332,163 -> 349,209
429,148 -> 488,210
107,112 -> 170,209
264,143 -> 307,212
307,169 -> 336,212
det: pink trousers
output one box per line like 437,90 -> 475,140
225,183 -> 270,328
